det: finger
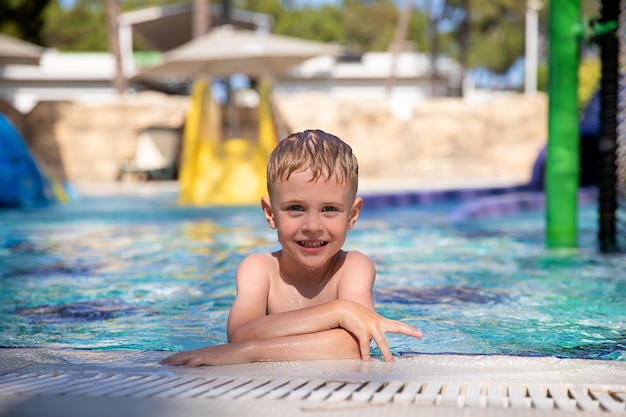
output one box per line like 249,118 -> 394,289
160,353 -> 186,366
400,324 -> 422,338
372,332 -> 394,362
359,337 -> 372,361
386,321 -> 423,338
187,357 -> 205,367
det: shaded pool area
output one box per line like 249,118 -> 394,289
0,191 -> 624,361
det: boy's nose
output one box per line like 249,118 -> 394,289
302,213 -> 323,232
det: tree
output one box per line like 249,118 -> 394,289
0,0 -> 51,45
106,0 -> 125,94
455,0 -> 528,74
273,5 -> 344,44
342,0 -> 398,53
42,0 -> 109,51
447,0 -> 599,77
17,0 -> 606,84
450,0 -> 469,95
193,0 -> 211,38
235,0 -> 286,23
406,5 -> 430,51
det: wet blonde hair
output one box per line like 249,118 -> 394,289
266,130 -> 359,200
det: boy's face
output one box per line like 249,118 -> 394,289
261,170 -> 362,273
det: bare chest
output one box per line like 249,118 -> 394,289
267,276 -> 339,314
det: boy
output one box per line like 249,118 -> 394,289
162,130 -> 422,366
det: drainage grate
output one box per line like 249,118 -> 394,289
0,372 -> 624,413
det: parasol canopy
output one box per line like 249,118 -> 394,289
0,33 -> 44,66
133,25 -> 339,79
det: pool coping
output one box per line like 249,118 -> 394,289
0,348 -> 624,416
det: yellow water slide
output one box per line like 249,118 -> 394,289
178,77 -> 277,206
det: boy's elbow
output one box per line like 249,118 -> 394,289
227,327 -> 249,343
227,328 -> 239,343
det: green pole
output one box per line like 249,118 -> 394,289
546,0 -> 581,248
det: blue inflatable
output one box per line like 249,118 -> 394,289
579,91 -> 600,137
0,113 -> 54,208
529,92 -> 601,190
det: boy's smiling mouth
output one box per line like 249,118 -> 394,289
298,240 -> 328,248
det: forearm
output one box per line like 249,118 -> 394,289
246,329 -> 360,362
163,328 -> 361,367
228,299 -> 353,343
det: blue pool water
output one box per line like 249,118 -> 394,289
0,191 -> 624,361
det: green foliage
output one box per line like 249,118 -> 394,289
121,0 -> 182,12
342,1 -> 397,52
537,63 -> 549,92
234,0 -> 286,24
237,0 -> 402,54
462,0 -> 527,74
4,0 -> 606,80
0,0 -> 51,45
407,8 -> 430,51
42,0 -> 108,51
273,6 -> 344,44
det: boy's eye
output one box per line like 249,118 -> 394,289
287,205 -> 304,212
322,206 -> 338,212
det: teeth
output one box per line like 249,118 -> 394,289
300,241 -> 326,248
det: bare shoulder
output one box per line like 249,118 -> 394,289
337,251 -> 376,286
236,252 -> 278,284
239,252 -> 276,269
343,250 -> 375,274
337,250 -> 376,307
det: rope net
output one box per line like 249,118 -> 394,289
616,0 -> 626,250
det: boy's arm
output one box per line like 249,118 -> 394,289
227,252 -> 421,362
164,301 -> 420,366
225,254 -> 272,340
162,253 -> 421,367
161,328 -> 361,366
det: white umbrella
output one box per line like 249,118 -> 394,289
133,25 -> 339,79
0,33 -> 44,66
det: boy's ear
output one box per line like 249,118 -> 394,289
348,197 -> 363,230
261,196 -> 277,229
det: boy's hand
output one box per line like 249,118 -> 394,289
336,300 -> 422,362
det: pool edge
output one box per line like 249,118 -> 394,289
1,349 -> 624,416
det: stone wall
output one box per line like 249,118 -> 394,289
273,92 -> 548,185
7,91 -> 546,186
17,92 -> 189,183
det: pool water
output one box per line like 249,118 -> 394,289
0,192 -> 624,361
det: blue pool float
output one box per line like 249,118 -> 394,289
0,113 -> 55,208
